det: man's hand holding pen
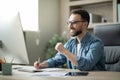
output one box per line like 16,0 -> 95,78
34,57 -> 41,69
34,42 -> 68,69
34,57 -> 49,69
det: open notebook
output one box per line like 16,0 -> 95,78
18,68 -> 43,73
13,65 -> 64,73
13,65 -> 42,73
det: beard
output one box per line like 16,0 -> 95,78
70,28 -> 82,37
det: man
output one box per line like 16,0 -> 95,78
34,9 -> 106,71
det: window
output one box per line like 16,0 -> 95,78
0,0 -> 39,31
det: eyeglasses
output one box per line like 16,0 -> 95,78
67,20 -> 85,26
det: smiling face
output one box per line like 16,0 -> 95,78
67,14 -> 87,37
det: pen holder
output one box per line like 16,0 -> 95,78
2,63 -> 12,75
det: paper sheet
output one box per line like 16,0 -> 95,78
32,72 -> 68,77
41,68 -> 65,72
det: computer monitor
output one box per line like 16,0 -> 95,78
0,12 -> 29,64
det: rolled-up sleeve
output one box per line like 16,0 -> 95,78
46,41 -> 70,68
46,52 -> 67,67
76,41 -> 104,71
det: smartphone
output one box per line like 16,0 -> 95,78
65,71 -> 89,76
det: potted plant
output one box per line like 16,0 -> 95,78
45,34 -> 67,68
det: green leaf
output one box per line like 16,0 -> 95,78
45,34 -> 67,60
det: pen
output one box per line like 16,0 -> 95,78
38,57 -> 41,63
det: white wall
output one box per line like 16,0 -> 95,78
60,0 -> 69,37
26,0 -> 60,65
39,0 -> 60,59
118,4 -> 120,22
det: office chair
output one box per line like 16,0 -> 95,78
94,23 -> 120,71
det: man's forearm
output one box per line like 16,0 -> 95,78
55,42 -> 78,67
40,61 -> 49,68
63,50 -> 78,67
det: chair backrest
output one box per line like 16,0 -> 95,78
94,23 -> 120,71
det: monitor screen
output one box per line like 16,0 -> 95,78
0,12 -> 29,64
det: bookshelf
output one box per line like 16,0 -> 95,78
60,0 -> 118,33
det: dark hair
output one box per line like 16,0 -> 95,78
71,9 -> 90,24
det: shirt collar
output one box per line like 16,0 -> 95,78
81,31 -> 91,44
71,31 -> 91,45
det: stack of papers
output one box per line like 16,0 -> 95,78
41,68 -> 65,72
18,68 -> 65,73
13,65 -> 68,77
32,68 -> 68,77
32,72 -> 68,77
18,68 -> 43,73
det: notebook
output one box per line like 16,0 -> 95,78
18,68 -> 43,73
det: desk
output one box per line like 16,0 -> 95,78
0,65 -> 120,80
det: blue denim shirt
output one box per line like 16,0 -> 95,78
46,32 -> 106,71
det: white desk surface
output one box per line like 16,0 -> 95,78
0,65 -> 120,80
